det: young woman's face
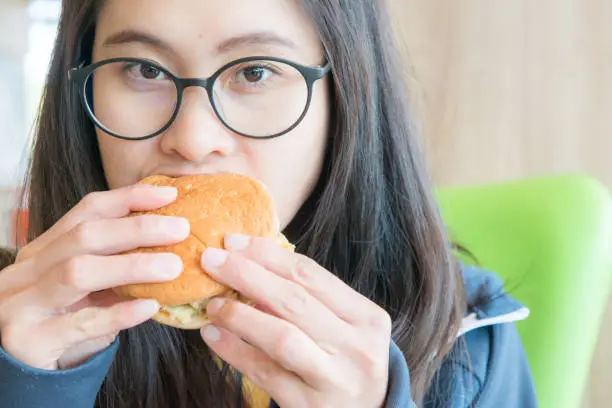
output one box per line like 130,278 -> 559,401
92,0 -> 330,229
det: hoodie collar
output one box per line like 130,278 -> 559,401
458,264 -> 530,337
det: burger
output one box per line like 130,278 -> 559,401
113,173 -> 293,329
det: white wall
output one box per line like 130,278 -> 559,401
0,190 -> 14,247
0,1 -> 30,247
0,0 -> 59,247
0,1 -> 30,190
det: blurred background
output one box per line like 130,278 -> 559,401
388,3 -> 612,406
0,0 -> 610,406
0,0 -> 57,246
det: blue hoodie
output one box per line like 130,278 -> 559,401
0,265 -> 537,407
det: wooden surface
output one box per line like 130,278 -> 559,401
388,1 -> 612,407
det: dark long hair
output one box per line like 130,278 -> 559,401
2,0 -> 466,405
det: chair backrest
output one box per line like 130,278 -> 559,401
437,174 -> 612,408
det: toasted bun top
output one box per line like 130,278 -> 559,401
113,173 -> 280,306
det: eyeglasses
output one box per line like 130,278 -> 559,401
68,56 -> 331,140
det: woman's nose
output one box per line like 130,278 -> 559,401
159,87 -> 236,163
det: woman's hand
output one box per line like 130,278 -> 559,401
0,185 -> 190,371
200,234 -> 392,408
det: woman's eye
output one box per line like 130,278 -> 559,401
236,65 -> 278,85
140,64 -> 163,79
241,66 -> 269,83
218,61 -> 291,95
124,63 -> 166,80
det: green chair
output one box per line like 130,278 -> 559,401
437,174 -> 612,408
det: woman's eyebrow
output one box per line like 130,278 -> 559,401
103,29 -> 173,53
103,29 -> 297,55
216,31 -> 297,53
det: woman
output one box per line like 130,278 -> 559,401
0,0 -> 537,407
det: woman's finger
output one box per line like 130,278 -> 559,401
0,267 -> 125,315
64,287 -> 127,314
39,299 -> 159,360
1,298 -> 159,371
0,214 -> 189,291
200,324 -> 308,408
223,235 -> 381,324
40,214 -> 189,271
2,252 -> 182,319
201,248 -> 348,346
16,184 -> 179,263
206,297 -> 334,388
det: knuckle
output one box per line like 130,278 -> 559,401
217,300 -> 240,327
58,256 -> 90,291
15,245 -> 33,263
132,215 -> 159,235
80,192 -> 103,214
247,360 -> 278,387
290,256 -> 318,287
224,256 -> 245,282
127,184 -> 147,196
353,345 -> 388,382
129,254 -> 154,277
367,352 -> 388,379
70,308 -> 103,338
0,263 -> 18,287
366,357 -> 388,382
106,331 -> 120,342
345,380 -> 366,400
273,325 -> 301,362
70,222 -> 95,250
278,284 -> 310,317
106,308 -> 133,333
97,333 -> 118,347
366,307 -> 393,334
0,322 -> 26,350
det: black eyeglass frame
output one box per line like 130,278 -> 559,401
68,56 -> 331,140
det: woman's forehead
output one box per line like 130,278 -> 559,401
95,0 -> 324,64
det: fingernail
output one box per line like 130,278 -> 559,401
152,186 -> 178,199
152,254 -> 183,278
224,234 -> 251,251
161,217 -> 190,239
207,297 -> 226,315
201,248 -> 228,270
201,325 -> 221,342
133,299 -> 160,316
